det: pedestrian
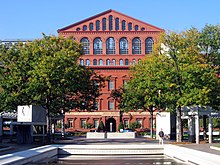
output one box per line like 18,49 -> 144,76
158,129 -> 164,145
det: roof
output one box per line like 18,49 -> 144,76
57,9 -> 164,32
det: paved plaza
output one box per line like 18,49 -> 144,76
0,136 -> 219,156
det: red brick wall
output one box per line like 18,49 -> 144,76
59,10 -> 163,132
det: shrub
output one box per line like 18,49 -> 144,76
86,123 -> 94,129
129,121 -> 141,131
118,122 -> 124,132
74,132 -> 86,136
98,120 -> 105,131
56,122 -> 61,129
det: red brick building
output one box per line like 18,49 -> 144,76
58,9 -> 164,132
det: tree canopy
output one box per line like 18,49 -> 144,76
0,35 -> 105,141
112,25 -> 220,142
199,24 -> 220,67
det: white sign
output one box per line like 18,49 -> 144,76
156,112 -> 171,139
17,105 -> 32,122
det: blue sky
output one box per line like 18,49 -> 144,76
0,0 -> 219,39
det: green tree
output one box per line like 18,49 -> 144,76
113,55 -> 170,138
129,121 -> 141,131
159,28 -> 220,141
199,24 -> 220,67
115,27 -> 220,142
0,35 -> 105,142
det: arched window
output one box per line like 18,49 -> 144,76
106,59 -> 110,66
89,23 -> 94,31
125,59 -> 129,65
86,59 -> 90,66
122,20 -> 126,30
96,20 -> 100,31
135,25 -> 139,31
99,59 -> 103,65
106,37 -> 116,54
112,59 -> 116,66
80,38 -> 90,54
94,38 -> 102,54
145,38 -> 154,54
119,38 -> 128,54
80,59 -> 84,66
128,23 -> 132,31
138,59 -> 142,64
109,15 -> 113,30
76,27 -> 80,31
102,18 -> 106,31
93,59 -> 97,65
83,25 -> 87,31
132,38 -> 141,54
141,27 -> 145,31
132,59 -> 136,64
115,18 -> 119,30
119,59 -> 123,66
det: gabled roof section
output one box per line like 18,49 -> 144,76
58,9 -> 164,33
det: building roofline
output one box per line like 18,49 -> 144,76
57,9 -> 164,32
57,9 -> 113,32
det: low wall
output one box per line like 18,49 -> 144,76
86,132 -> 136,139
0,145 -> 57,165
164,144 -> 220,165
86,132 -> 106,139
107,132 -> 136,139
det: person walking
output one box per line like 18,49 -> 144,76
158,129 -> 164,145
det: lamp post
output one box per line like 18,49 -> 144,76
150,105 -> 155,138
61,109 -> 65,139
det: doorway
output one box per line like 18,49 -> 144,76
106,118 -> 116,132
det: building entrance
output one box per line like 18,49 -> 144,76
106,118 -> 116,132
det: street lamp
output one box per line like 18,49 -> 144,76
61,109 -> 65,139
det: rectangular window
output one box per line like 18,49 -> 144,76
94,119 -> 99,129
137,119 -> 142,128
81,119 -> 86,129
124,120 -> 129,129
108,80 -> 114,90
108,101 -> 114,110
94,101 -> 98,110
68,119 -> 73,128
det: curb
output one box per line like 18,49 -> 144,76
0,146 -> 12,152
210,146 -> 220,151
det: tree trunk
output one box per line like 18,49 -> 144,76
61,109 -> 65,139
203,115 -> 207,141
172,53 -> 183,142
46,106 -> 51,144
176,106 -> 183,142
150,111 -> 154,138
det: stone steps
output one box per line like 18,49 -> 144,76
57,144 -> 164,155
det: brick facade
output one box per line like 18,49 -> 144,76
58,9 -> 164,132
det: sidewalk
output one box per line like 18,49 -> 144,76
175,143 -> 220,155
